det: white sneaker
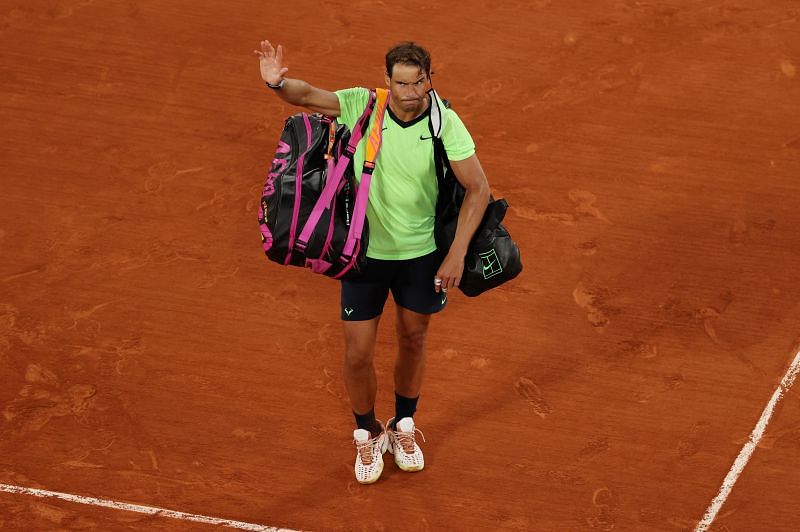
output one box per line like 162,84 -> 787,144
387,417 -> 425,472
353,423 -> 388,484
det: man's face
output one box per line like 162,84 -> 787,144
385,63 -> 431,114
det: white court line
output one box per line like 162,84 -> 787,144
0,483 -> 298,532
695,347 -> 800,532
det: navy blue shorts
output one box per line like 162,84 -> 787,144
341,250 -> 448,321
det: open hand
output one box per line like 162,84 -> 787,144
253,39 -> 289,85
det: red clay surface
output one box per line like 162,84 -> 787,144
2,0 -> 800,530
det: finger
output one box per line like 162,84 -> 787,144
276,44 -> 284,63
264,40 -> 275,57
434,276 -> 443,293
279,67 -> 289,77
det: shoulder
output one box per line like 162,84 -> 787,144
334,87 -> 371,126
437,104 -> 475,160
441,106 -> 470,134
335,87 -> 370,105
428,90 -> 469,135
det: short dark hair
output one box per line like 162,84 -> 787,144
385,42 -> 431,78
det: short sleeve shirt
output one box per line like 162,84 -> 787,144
335,87 -> 475,260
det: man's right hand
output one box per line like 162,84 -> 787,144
254,40 -> 289,85
252,39 -> 341,117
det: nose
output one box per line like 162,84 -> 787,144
402,85 -> 423,99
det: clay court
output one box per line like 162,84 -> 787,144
2,0 -> 800,530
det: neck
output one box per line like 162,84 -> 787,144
388,94 -> 430,123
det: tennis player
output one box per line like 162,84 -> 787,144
255,39 -> 490,483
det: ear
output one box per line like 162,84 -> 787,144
384,71 -> 390,88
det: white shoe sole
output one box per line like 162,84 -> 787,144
387,444 -> 424,472
356,460 -> 384,484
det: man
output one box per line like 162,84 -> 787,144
254,39 -> 490,484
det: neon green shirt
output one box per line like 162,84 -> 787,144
335,87 -> 475,260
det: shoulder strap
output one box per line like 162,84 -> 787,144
296,90 -> 377,251
427,88 -> 450,140
363,88 -> 390,168
345,89 -> 379,155
334,88 -> 390,275
427,89 -> 450,186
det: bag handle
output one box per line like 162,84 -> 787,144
296,90 -> 378,250
334,88 -> 390,276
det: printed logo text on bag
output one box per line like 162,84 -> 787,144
264,140 -> 291,197
479,249 -> 503,280
259,140 -> 292,252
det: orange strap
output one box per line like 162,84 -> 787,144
363,88 -> 390,170
324,119 -> 337,160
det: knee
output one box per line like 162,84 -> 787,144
344,343 -> 374,371
398,328 -> 427,356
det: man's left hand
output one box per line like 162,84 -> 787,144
435,251 -> 464,293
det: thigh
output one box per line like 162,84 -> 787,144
340,258 -> 392,321
391,250 -> 448,316
343,316 -> 381,361
395,305 -> 432,341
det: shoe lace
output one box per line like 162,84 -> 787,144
354,434 -> 380,465
393,425 -> 426,454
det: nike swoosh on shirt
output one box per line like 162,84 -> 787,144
419,135 -> 433,140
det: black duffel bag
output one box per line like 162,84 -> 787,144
429,91 -> 523,297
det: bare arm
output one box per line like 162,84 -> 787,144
254,40 -> 341,117
435,153 -> 491,292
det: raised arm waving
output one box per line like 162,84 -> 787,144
254,39 -> 341,117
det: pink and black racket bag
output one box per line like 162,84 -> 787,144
258,89 -> 386,280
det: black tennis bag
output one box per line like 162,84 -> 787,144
258,91 -> 380,280
429,90 -> 523,297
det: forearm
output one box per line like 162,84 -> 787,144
449,184 -> 491,256
269,78 -> 313,107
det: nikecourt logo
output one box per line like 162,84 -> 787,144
344,307 -> 354,316
479,249 -> 503,280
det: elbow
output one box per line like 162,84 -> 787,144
476,179 -> 491,204
464,179 -> 490,205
